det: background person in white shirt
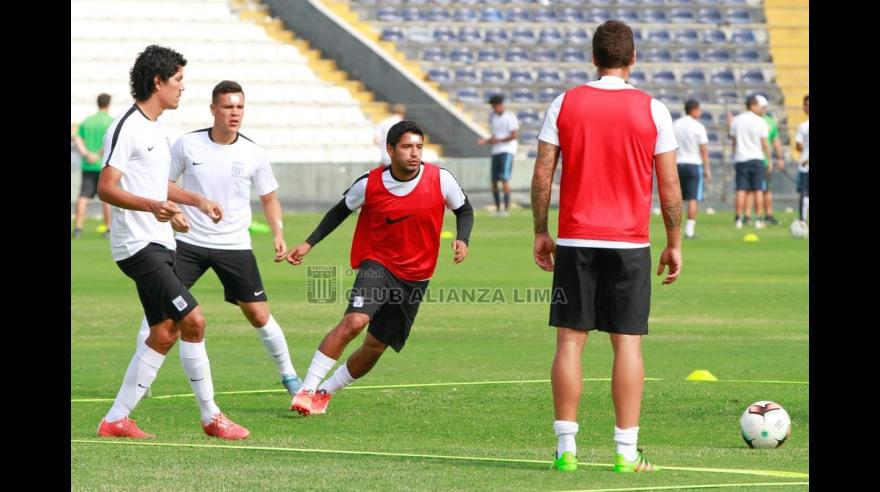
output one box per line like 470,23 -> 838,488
478,95 -> 519,216
132,80 -> 303,402
673,100 -> 711,239
729,95 -> 770,229
794,94 -> 809,222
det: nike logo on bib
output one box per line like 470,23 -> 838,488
192,161 -> 204,166
385,214 -> 415,225
147,146 -> 154,151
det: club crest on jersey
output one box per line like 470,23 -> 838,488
232,162 -> 245,177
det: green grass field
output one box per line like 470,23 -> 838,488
71,209 -> 808,491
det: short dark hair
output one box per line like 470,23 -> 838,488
804,94 -> 809,104
489,94 -> 504,105
592,21 -> 635,69
386,120 -> 425,148
129,45 -> 187,102
684,100 -> 700,114
212,80 -> 244,103
97,93 -> 111,108
745,94 -> 759,109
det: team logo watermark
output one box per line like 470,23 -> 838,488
307,265 -> 338,304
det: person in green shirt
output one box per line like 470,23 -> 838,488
72,93 -> 113,238
758,98 -> 785,225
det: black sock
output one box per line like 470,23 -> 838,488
493,191 -> 500,210
504,192 -> 510,211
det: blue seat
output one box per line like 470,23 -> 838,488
708,150 -> 724,163
506,7 -> 531,22
652,70 -> 677,85
433,28 -> 454,42
517,109 -> 541,126
670,8 -> 697,23
458,27 -> 481,43
633,28 -> 644,42
676,29 -> 700,44
725,8 -> 754,23
539,87 -> 560,102
478,48 -> 501,62
684,90 -> 710,102
564,28 -> 590,44
452,7 -> 477,22
401,7 -> 421,21
705,48 -> 731,62
480,7 -> 503,22
482,69 -> 506,84
456,88 -> 481,104
512,27 -> 536,44
510,69 -> 534,84
699,111 -> 714,124
702,29 -> 727,43
520,129 -> 540,144
561,47 -> 587,63
511,88 -> 535,103
427,68 -> 451,84
376,7 -> 402,22
534,8 -> 558,23
484,28 -> 509,44
734,48 -> 762,63
380,26 -> 403,42
671,0 -> 697,5
657,91 -> 682,105
741,70 -> 766,84
559,7 -> 583,22
714,89 -> 739,104
629,71 -> 648,85
669,110 -> 682,121
450,47 -> 473,63
534,48 -> 559,62
731,29 -> 758,44
454,68 -> 478,84
698,8 -> 723,23
643,9 -> 668,23
681,69 -> 707,85
483,88 -> 505,101
648,29 -> 672,43
422,47 -> 446,62
707,131 -> 720,144
711,69 -> 736,85
539,28 -> 564,44
425,7 -> 449,21
675,48 -> 701,62
615,8 -> 640,23
588,8 -> 610,22
505,47 -> 530,62
565,69 -> 590,84
646,48 -> 672,63
537,68 -> 562,84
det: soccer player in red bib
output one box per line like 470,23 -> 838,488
285,120 -> 474,416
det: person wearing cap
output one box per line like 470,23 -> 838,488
673,99 -> 711,239
478,94 -> 519,216
755,95 -> 785,225
729,94 -> 771,229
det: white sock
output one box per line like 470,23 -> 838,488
685,219 -> 696,237
105,342 -> 165,422
302,350 -> 336,391
614,426 -> 639,462
179,340 -> 221,424
255,315 -> 296,378
554,420 -> 579,458
319,362 -> 356,394
135,317 -> 149,349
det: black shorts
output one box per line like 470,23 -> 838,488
174,240 -> 267,305
80,171 -> 100,198
116,243 -> 199,326
677,164 -> 701,201
797,171 -> 809,196
550,246 -> 651,335
735,160 -> 765,191
491,152 -> 514,182
345,260 -> 429,352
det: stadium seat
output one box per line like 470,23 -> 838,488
512,27 -> 536,44
539,87 -> 560,102
653,70 -> 677,85
615,8 -> 640,24
423,47 -> 446,62
560,47 -> 586,63
588,8 -> 610,23
534,48 -> 558,62
675,48 -> 701,62
539,28 -> 564,44
702,29 -> 727,43
565,69 -> 590,84
648,29 -> 672,43
380,26 -> 403,42
676,29 -> 700,44
480,7 -> 503,22
428,68 -> 451,83
647,48 -> 673,63
725,8 -> 754,24
537,68 -> 562,84
564,28 -> 590,44
433,28 -> 454,42
484,28 -> 509,44
454,68 -> 479,84
506,7 -> 531,22
741,69 -> 766,84
559,7 -> 584,22
629,71 -> 648,85
456,87 -> 481,103
698,8 -> 723,23
643,9 -> 668,23
670,8 -> 697,23
705,48 -> 732,63
682,69 -> 707,85
510,69 -> 534,84
533,8 -> 558,23
482,68 -> 507,84
505,47 -> 530,62
478,48 -> 501,62
452,7 -> 477,22
511,87 -> 535,103
458,26 -> 481,43
710,69 -> 736,85
731,29 -> 758,44
734,48 -> 762,63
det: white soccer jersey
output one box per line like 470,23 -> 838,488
795,119 -> 809,170
103,104 -> 176,261
170,129 -> 278,250
673,115 -> 709,165
730,111 -> 769,162
343,165 -> 466,212
490,110 -> 520,155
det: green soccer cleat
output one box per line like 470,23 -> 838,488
553,451 -> 578,472
613,449 -> 658,473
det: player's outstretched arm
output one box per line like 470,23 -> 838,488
285,198 -> 353,266
451,198 -> 474,264
167,181 -> 222,223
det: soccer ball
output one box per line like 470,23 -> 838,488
740,401 -> 791,448
789,220 -> 808,239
